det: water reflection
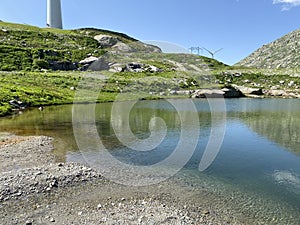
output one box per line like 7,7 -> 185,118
0,98 -> 300,223
0,99 -> 298,157
225,98 -> 300,155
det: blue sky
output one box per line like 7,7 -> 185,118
1,0 -> 300,65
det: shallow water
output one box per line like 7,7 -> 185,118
0,98 -> 299,224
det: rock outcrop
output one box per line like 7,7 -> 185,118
94,34 -> 161,53
94,35 -> 118,48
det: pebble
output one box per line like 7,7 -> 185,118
202,210 -> 210,215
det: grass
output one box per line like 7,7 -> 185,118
2,65 -> 299,116
0,21 -> 141,71
0,71 -> 78,108
213,68 -> 300,89
0,68 -> 220,116
0,22 -> 299,117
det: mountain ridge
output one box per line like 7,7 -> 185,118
236,28 -> 300,68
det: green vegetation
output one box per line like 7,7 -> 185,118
213,68 -> 300,89
0,71 -> 77,115
0,21 -> 299,117
0,71 -> 123,115
0,21 -> 140,71
0,68 -> 219,116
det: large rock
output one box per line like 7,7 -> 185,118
111,42 -> 134,52
88,57 -> 110,71
79,56 -> 99,64
192,89 -> 225,98
222,87 -> 244,98
191,87 -> 243,98
49,61 -> 78,71
94,35 -> 118,48
232,85 -> 263,96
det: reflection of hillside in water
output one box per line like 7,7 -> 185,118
239,111 -> 300,155
0,101 -> 210,162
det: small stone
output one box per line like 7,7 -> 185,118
97,204 -> 102,209
202,210 -> 210,215
50,217 -> 55,222
25,220 -> 33,225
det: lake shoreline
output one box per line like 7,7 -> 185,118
2,87 -> 299,118
0,132 -> 246,224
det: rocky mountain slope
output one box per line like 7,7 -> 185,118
236,28 -> 300,68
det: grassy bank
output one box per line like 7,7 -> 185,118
0,71 -> 77,116
1,68 -> 299,117
0,70 -> 205,117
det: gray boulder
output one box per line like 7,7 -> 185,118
192,89 -> 225,98
94,35 -> 118,48
191,87 -> 243,98
88,58 -> 110,71
222,87 -> 244,98
232,85 -> 263,96
49,61 -> 78,71
79,56 -> 99,64
111,42 -> 134,53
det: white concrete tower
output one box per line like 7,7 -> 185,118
47,0 -> 63,29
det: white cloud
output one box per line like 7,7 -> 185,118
273,0 -> 300,10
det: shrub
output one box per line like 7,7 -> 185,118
33,59 -> 50,69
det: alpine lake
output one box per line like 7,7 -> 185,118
0,98 -> 299,224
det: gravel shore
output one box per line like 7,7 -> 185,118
0,132 -> 246,225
